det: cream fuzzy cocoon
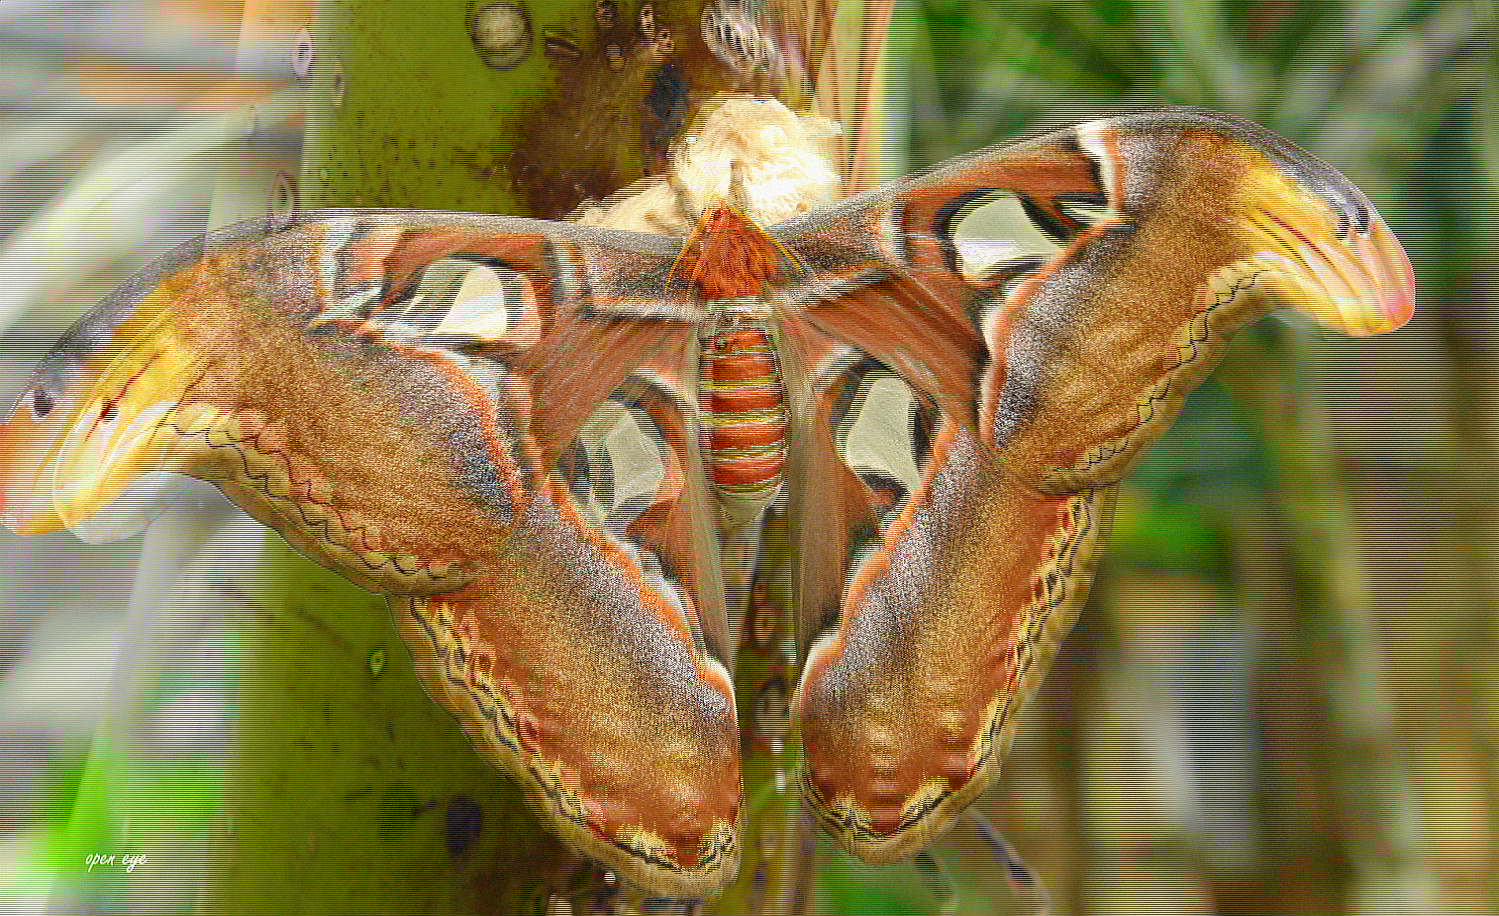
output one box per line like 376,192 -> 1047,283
576,96 -> 841,235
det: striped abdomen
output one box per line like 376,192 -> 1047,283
707,328 -> 788,512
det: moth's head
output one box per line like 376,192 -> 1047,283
1230,141 -> 1414,338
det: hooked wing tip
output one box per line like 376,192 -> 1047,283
1359,213 -> 1416,334
1282,191 -> 1413,338
1121,110 -> 1415,338
1244,150 -> 1415,339
51,398 -> 209,543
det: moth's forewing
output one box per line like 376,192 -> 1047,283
775,112 -> 1412,863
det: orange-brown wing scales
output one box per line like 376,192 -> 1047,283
968,117 -> 1411,495
782,318 -> 1115,864
779,113 -> 1413,862
52,216 -> 742,898
975,127 -> 1281,493
797,274 -> 987,437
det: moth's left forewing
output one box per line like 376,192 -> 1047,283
779,112 -> 1412,863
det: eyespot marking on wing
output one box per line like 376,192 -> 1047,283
949,194 -> 1065,283
597,406 -> 670,531
415,260 -> 544,347
836,371 -> 926,522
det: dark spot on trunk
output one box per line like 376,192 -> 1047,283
444,794 -> 485,859
642,60 -> 683,126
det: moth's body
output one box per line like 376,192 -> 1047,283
703,323 -> 789,513
667,206 -> 796,518
9,111 -> 1414,901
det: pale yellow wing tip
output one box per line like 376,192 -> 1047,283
1365,216 -> 1416,335
1267,205 -> 1415,339
52,400 -> 207,544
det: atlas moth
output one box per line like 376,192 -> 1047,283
1,95 -> 1412,901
